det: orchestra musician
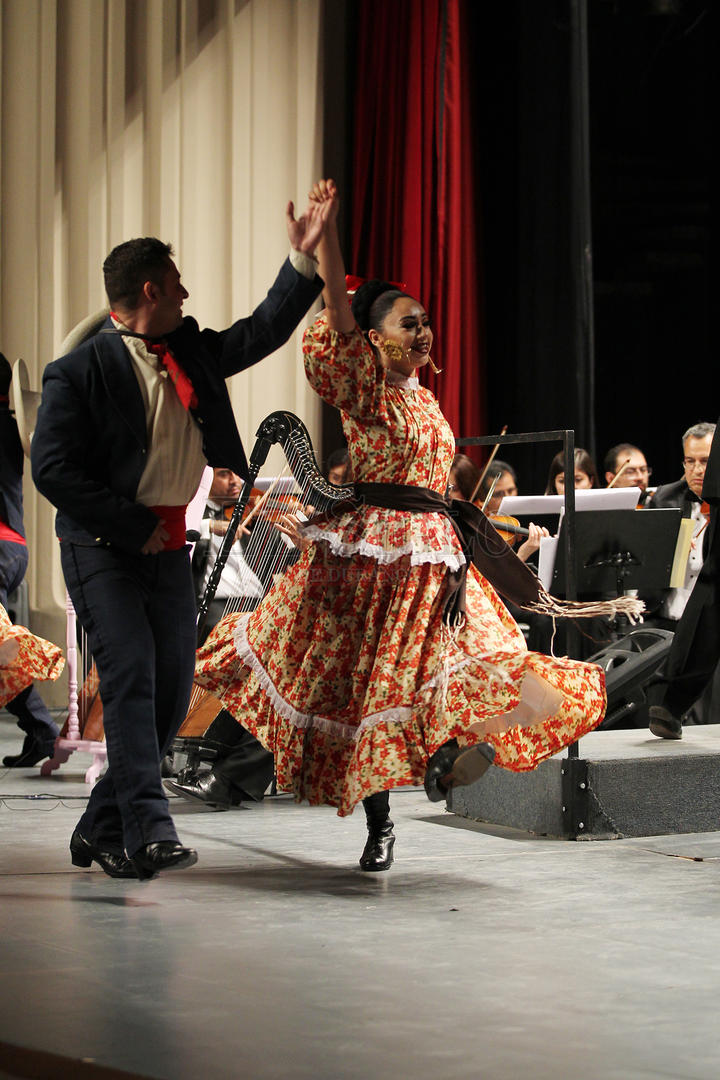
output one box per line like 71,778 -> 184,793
326,447 -> 352,486
604,442 -> 652,497
544,447 -> 600,494
647,422 -> 717,737
475,459 -> 518,512
191,467 -> 266,631
447,452 -> 548,563
30,192 -> 331,880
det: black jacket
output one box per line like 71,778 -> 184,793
31,258 -> 322,554
702,421 -> 720,504
0,406 -> 25,537
649,477 -> 698,517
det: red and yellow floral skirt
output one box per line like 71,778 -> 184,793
195,544 -> 605,816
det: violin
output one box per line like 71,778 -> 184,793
485,512 -> 529,547
222,486 -> 264,520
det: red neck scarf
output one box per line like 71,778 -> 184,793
111,314 -> 198,411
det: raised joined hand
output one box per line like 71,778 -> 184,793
286,178 -> 339,256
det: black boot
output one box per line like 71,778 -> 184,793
359,791 -> 395,872
3,733 -> 57,768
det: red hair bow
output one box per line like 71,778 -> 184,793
344,274 -> 407,296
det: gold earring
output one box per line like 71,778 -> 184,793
428,356 -> 443,374
379,339 -> 408,366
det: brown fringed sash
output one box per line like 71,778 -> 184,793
326,482 -> 644,627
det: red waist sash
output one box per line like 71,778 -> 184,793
148,505 -> 189,551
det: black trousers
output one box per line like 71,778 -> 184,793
0,539 -> 59,745
61,542 -> 197,857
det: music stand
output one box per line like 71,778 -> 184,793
551,508 -> 683,597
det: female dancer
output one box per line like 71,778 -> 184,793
1,605 -> 64,715
195,180 -> 608,871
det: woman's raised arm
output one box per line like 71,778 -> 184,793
308,179 -> 355,334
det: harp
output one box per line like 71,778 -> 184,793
172,410 -> 353,775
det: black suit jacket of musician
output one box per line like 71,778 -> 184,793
31,258 -> 322,555
701,419 -> 720,504
649,477 -> 697,516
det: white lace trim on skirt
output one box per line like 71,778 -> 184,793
301,526 -> 466,571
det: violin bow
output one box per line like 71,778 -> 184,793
607,456 -> 632,489
480,472 -> 501,513
695,516 -> 710,543
232,473 -> 288,535
470,425 -> 508,504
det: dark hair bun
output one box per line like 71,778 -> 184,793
351,279 -> 398,331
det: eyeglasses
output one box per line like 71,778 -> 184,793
622,466 -> 651,477
683,458 -> 709,470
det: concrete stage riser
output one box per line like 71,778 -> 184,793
448,725 -> 720,839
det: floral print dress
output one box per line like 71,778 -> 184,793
195,317 -> 606,815
1,604 -> 64,706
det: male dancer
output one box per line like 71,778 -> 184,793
31,193 -> 330,879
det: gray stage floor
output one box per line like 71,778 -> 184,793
1,713 -> 720,1080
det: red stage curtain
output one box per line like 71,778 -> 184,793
349,0 -> 485,445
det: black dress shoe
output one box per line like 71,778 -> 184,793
424,739 -> 496,802
164,770 -> 233,809
649,705 -> 683,740
359,818 -> 395,872
70,829 -> 138,879
129,842 -> 198,881
3,734 -> 56,768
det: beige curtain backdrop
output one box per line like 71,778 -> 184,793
0,0 -> 324,701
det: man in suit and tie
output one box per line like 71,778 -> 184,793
648,421 -> 720,739
648,423 -> 715,624
31,193 -> 330,879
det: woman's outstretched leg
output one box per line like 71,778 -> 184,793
424,669 -> 564,802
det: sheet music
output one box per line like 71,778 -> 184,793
537,536 -> 559,591
519,487 -> 642,590
498,488 -> 642,516
669,517 -> 695,589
